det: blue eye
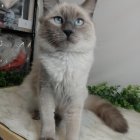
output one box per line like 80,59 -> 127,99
75,18 -> 84,26
53,16 -> 63,24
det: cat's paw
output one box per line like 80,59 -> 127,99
39,137 -> 55,140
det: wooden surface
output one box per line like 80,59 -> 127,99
0,123 -> 26,140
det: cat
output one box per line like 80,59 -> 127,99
24,0 -> 128,140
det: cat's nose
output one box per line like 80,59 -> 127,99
63,30 -> 73,37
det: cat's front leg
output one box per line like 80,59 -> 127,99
64,103 -> 83,140
39,87 -> 56,140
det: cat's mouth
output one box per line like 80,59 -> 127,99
54,36 -> 77,47
64,35 -> 78,44
66,36 -> 74,43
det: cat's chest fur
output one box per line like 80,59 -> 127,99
39,51 -> 93,102
40,52 -> 92,81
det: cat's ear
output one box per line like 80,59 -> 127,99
81,0 -> 97,17
43,0 -> 60,14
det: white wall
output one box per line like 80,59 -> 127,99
62,0 -> 140,86
88,0 -> 140,86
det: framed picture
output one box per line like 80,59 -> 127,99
0,0 -> 35,32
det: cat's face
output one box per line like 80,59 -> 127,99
39,0 -> 97,52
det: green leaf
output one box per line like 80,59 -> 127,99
88,83 -> 140,113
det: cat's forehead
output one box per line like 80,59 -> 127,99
46,3 -> 89,19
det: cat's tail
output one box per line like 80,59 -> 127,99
84,95 -> 128,133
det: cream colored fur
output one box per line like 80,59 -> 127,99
22,0 -> 128,139
29,0 -> 97,139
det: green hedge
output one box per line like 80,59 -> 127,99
88,83 -> 140,113
0,71 -> 27,87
